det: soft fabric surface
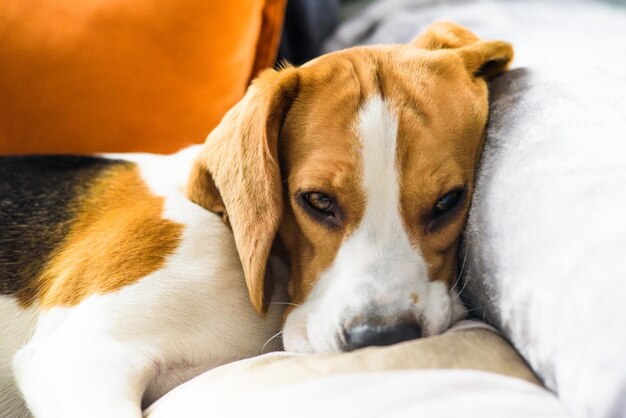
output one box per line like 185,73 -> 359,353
325,1 -> 626,417
0,0 -> 286,154
146,370 -> 568,418
145,321 -> 551,417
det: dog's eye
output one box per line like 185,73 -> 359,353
432,189 -> 464,218
298,191 -> 341,229
303,192 -> 334,213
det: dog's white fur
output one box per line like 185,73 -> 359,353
283,97 -> 467,353
1,147 -> 285,418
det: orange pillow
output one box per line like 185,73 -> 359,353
0,0 -> 286,154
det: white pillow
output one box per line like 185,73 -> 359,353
462,3 -> 626,417
146,369 -> 568,418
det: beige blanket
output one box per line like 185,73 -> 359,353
145,321 -> 554,417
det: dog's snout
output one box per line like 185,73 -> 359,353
342,322 -> 422,352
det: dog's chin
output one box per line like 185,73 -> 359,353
282,283 -> 468,354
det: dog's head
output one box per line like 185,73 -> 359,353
188,22 -> 513,353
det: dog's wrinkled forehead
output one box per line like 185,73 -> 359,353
283,46 -> 489,162
280,46 -> 489,216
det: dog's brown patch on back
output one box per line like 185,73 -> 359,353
37,164 -> 183,308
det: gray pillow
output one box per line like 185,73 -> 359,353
325,1 -> 626,417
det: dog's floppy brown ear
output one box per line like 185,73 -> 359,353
188,67 -> 299,314
411,21 -> 514,79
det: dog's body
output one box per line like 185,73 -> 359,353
0,22 -> 512,418
0,149 -> 285,418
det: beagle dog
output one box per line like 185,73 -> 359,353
0,22 -> 512,418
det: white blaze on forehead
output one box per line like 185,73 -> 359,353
358,95 -> 402,237
352,94 -> 418,263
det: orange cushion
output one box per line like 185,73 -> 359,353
0,0 -> 286,155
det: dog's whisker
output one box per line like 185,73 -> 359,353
261,324 -> 308,352
262,330 -> 285,352
451,266 -> 471,302
449,243 -> 469,295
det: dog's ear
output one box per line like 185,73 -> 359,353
411,21 -> 513,79
188,67 -> 299,314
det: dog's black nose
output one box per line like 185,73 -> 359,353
342,323 -> 422,351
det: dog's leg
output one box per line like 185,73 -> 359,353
13,329 -> 155,418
